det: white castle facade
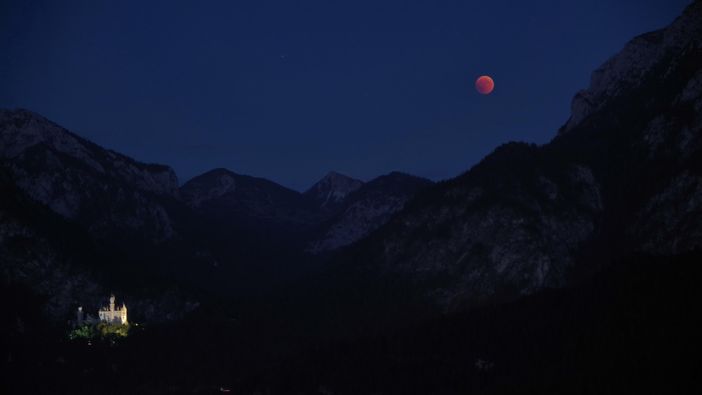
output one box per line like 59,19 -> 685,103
76,294 -> 128,326
98,294 -> 128,324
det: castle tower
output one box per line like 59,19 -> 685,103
121,302 -> 128,324
109,294 -> 116,311
76,306 -> 84,326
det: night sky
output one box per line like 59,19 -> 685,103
0,0 -> 691,191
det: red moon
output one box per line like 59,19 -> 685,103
475,75 -> 495,95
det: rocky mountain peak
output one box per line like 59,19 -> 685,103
560,1 -> 702,134
0,108 -> 179,241
304,171 -> 364,209
0,108 -> 179,196
1,109 -> 102,169
308,172 -> 432,254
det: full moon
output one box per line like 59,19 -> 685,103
475,75 -> 495,95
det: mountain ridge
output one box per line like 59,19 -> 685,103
303,171 -> 364,212
322,1 -> 702,310
308,171 -> 433,253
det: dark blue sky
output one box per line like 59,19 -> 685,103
0,0 -> 691,191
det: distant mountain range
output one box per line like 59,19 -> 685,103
1,2 -> 701,329
0,108 -> 433,320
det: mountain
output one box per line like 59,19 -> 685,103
0,109 -> 204,322
0,156 -> 196,324
2,0 -> 699,333
0,165 -> 104,322
0,108 -> 435,310
308,172 -> 433,253
181,168 -> 319,230
178,168 -> 329,290
560,0 -> 702,135
0,109 -> 179,243
303,171 -> 364,213
328,1 -> 702,310
181,168 -> 433,256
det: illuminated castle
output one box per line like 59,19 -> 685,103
97,294 -> 128,324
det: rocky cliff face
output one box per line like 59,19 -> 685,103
0,109 -> 179,243
561,2 -> 702,134
0,110 -> 202,323
628,65 -> 702,254
0,167 -> 196,324
554,1 -> 702,257
337,1 -> 702,309
309,172 -> 432,253
349,146 -> 604,308
0,170 -> 101,322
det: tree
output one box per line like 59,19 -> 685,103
68,325 -> 95,340
96,322 -> 130,339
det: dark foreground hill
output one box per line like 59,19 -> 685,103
2,252 -> 699,394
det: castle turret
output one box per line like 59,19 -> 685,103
121,302 -> 128,324
76,306 -> 84,326
109,294 -> 116,311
